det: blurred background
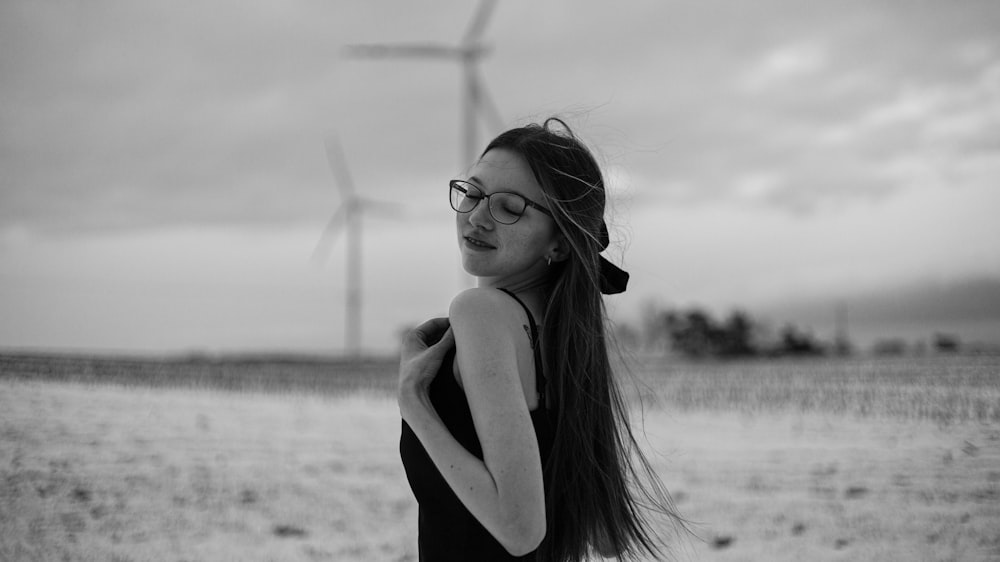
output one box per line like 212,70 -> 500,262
2,0 -> 998,358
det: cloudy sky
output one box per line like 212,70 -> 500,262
2,0 -> 999,355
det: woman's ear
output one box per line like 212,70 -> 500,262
549,235 -> 570,263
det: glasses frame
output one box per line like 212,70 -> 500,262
449,179 -> 554,225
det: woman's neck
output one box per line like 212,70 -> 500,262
494,277 -> 547,294
478,275 -> 550,322
477,259 -> 553,293
478,270 -> 550,293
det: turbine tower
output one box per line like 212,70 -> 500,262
345,0 -> 504,169
313,136 -> 398,358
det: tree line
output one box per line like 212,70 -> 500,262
615,306 -> 845,359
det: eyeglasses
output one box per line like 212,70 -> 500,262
449,180 -> 554,225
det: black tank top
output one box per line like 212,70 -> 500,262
399,288 -> 555,561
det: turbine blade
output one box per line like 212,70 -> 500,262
324,136 -> 355,197
311,205 -> 348,264
344,43 -> 462,59
462,0 -> 497,44
358,198 -> 407,217
472,71 -> 504,133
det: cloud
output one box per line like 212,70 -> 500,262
5,0 -> 1000,235
819,62 -> 1000,147
812,61 -> 1000,198
3,0 -> 1000,353
642,45 -> 1000,214
739,43 -> 827,92
0,1 -> 356,233
730,171 -> 784,202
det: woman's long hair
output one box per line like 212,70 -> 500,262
483,118 -> 684,561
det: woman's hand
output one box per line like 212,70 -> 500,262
398,317 -> 455,416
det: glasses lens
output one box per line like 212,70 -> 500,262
489,193 -> 526,224
450,182 -> 480,213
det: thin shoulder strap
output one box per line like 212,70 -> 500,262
496,288 -> 547,407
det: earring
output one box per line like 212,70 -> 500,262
546,256 -> 553,266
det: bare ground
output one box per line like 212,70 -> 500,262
1,379 -> 998,561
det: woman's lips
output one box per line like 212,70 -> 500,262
463,235 -> 496,250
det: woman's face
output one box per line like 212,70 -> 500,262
455,148 -> 562,288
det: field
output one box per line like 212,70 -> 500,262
1,352 -> 999,561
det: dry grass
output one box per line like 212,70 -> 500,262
643,411 -> 1000,561
0,353 -> 399,395
1,353 -> 999,561
630,354 -> 1000,424
0,382 -> 414,561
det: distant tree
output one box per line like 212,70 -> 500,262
644,304 -> 832,359
661,308 -> 758,359
933,333 -> 960,353
718,310 -> 756,357
665,308 -> 717,358
776,324 -> 825,356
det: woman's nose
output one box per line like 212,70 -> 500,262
468,198 -> 494,229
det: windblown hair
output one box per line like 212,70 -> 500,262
483,118 -> 683,561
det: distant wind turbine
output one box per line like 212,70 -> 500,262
344,0 -> 504,169
313,136 -> 400,358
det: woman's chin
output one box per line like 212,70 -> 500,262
460,264 -> 490,279
459,253 -> 491,276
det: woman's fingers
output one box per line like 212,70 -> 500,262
435,326 -> 455,350
404,317 -> 451,352
423,327 -> 454,360
398,320 -> 454,400
414,317 -> 451,345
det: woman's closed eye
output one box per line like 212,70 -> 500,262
498,197 -> 523,215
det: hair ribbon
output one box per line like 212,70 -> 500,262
596,221 -> 629,295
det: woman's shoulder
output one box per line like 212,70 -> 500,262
449,288 -> 517,316
448,288 -> 525,334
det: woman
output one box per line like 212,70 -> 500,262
399,118 -> 680,561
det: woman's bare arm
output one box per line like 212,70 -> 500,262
398,288 -> 546,555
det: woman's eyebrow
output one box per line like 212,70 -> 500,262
467,175 -> 488,190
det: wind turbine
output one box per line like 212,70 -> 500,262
344,0 -> 504,169
313,136 -> 399,358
